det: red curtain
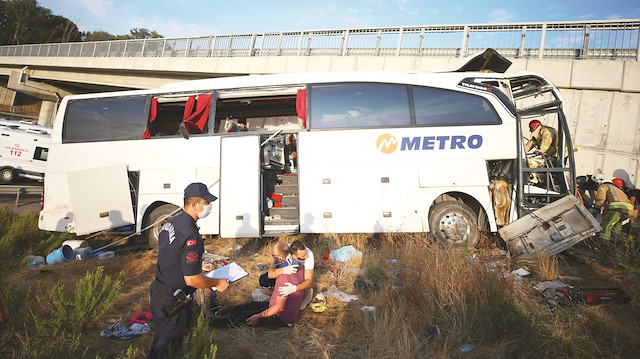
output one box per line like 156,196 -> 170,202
296,89 -> 307,129
183,94 -> 212,134
142,97 -> 158,139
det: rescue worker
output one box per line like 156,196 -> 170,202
525,119 -> 558,158
148,182 -> 230,359
592,174 -> 635,244
613,177 -> 640,242
525,119 -> 558,184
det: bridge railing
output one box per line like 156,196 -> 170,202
1,20 -> 638,60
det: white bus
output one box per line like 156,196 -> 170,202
38,50 -> 576,248
0,119 -> 50,183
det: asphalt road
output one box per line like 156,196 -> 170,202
0,179 -> 42,215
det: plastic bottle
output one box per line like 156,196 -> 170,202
310,293 -> 327,312
24,255 -> 45,269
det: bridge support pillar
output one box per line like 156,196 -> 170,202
38,100 -> 56,126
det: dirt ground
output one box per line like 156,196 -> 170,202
3,201 -> 640,358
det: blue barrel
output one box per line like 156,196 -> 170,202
74,247 -> 95,260
46,244 -> 74,264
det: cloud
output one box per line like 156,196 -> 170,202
59,0 -> 114,19
606,14 -> 623,20
343,16 -> 363,27
488,8 -> 517,23
455,5 -> 463,14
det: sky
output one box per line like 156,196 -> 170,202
40,0 -> 640,38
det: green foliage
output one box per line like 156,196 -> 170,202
166,308 -> 217,359
26,269 -> 124,357
31,282 -> 83,359
73,267 -> 125,330
119,345 -> 139,359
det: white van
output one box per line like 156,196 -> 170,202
0,119 -> 50,183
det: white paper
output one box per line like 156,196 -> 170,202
204,262 -> 248,283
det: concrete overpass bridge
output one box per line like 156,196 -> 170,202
0,19 -> 639,183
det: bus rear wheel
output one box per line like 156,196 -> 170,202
429,201 -> 479,248
0,168 -> 16,184
144,204 -> 180,249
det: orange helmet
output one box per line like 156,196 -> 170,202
612,178 -> 626,188
529,120 -> 542,132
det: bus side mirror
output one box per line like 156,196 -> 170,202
177,123 -> 189,139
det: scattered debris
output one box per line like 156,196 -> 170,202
329,245 -> 362,262
251,288 -> 270,302
499,195 -> 601,258
24,255 -> 45,269
328,284 -> 359,302
429,325 -> 442,341
361,306 -> 375,312
510,268 -> 530,277
100,322 -> 150,340
310,292 -> 327,312
450,344 -> 478,357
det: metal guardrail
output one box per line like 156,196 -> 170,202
0,185 -> 42,207
1,20 -> 639,61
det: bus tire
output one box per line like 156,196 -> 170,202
429,201 -> 479,248
144,204 -> 180,249
0,168 -> 16,184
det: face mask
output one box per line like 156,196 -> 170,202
197,203 -> 212,219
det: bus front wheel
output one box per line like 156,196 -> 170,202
0,168 -> 16,184
144,204 -> 180,249
428,201 -> 479,248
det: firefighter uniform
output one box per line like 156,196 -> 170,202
594,183 -> 634,242
148,211 -> 205,359
525,125 -> 558,157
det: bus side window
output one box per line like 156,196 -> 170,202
412,86 -> 502,126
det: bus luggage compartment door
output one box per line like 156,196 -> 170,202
66,164 -> 135,235
219,136 -> 260,238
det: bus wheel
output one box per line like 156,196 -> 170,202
144,204 -> 180,249
0,168 -> 16,184
429,201 -> 479,248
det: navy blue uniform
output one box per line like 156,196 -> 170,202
148,211 -> 204,359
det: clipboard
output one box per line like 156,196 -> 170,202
204,262 -> 248,283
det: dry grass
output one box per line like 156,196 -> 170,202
2,229 -> 640,358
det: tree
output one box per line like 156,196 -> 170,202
83,30 -> 116,42
115,28 -> 163,40
0,0 -> 82,45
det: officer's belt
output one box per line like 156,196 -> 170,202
151,281 -> 196,302
152,282 -> 170,303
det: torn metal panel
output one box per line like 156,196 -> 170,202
433,48 -> 513,73
499,195 -> 601,257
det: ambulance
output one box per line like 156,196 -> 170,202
0,118 -> 50,183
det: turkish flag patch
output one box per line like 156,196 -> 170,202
186,239 -> 196,247
185,252 -> 199,263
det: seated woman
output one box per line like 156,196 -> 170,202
210,242 -> 305,329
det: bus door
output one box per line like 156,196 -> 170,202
66,164 -> 135,235
219,135 -> 261,238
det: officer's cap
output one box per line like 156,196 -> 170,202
184,182 -> 217,202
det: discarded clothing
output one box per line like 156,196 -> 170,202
100,322 -> 150,340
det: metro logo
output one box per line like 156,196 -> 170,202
376,133 -> 398,154
401,135 -> 483,151
377,134 -> 484,153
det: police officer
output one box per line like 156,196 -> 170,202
148,182 -> 229,359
